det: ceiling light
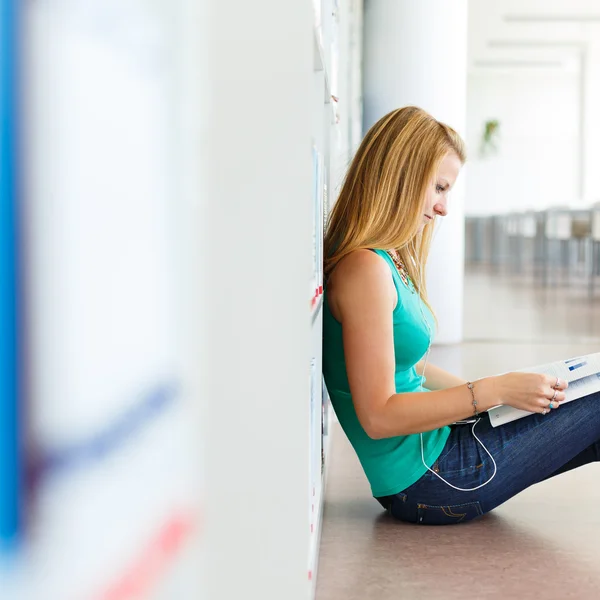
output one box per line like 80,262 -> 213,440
474,60 -> 564,67
504,14 -> 600,22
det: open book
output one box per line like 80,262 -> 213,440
487,353 -> 600,427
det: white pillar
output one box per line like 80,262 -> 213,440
363,0 -> 468,344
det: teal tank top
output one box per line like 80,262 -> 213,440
322,249 -> 451,497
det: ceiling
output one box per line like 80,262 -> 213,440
468,0 -> 600,74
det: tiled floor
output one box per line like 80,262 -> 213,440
316,266 -> 600,600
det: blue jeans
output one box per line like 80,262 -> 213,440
378,391 -> 600,525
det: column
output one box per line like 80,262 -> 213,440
363,0 -> 468,344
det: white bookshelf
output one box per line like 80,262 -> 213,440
308,0 -> 363,595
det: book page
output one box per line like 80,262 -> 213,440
515,352 -> 600,384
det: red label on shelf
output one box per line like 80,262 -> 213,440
99,510 -> 196,600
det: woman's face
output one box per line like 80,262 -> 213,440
420,152 -> 462,231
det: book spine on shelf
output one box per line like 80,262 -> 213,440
0,0 -> 21,548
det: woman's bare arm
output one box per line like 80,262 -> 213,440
331,250 -> 501,439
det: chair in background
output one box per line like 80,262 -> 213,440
490,214 -> 510,272
514,211 -> 537,275
569,210 -> 592,281
542,208 -> 573,287
589,207 -> 600,297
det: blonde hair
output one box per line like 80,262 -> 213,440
324,106 -> 466,316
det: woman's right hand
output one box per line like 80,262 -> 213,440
491,372 -> 568,414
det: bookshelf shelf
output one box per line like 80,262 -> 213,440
307,1 -> 363,596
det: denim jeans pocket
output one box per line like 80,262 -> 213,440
430,439 -> 458,473
390,493 -> 483,525
416,501 -> 483,525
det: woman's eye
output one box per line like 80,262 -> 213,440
436,184 -> 444,193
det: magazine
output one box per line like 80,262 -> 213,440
487,353 -> 600,427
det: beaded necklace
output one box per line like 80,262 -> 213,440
386,250 -> 416,294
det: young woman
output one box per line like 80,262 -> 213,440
322,106 -> 600,525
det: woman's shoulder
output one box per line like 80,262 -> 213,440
327,249 -> 395,321
330,249 -> 390,288
334,248 -> 388,275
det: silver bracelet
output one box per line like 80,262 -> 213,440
466,381 -> 479,417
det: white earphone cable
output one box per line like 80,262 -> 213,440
416,220 -> 497,491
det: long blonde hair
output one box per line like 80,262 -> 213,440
324,106 -> 466,315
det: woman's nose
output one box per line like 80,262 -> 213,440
433,201 -> 448,217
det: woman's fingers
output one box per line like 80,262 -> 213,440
547,388 -> 566,403
536,393 -> 564,411
547,375 -> 568,390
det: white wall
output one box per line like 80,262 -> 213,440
583,41 -> 600,204
466,69 -> 580,215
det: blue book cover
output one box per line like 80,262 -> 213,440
0,0 -> 21,548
